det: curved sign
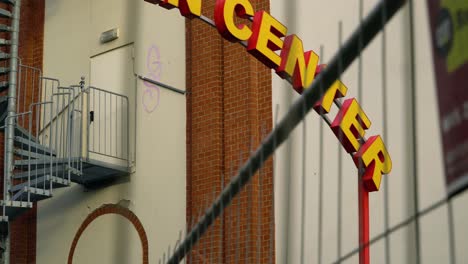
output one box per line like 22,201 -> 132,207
144,1 -> 392,263
145,0 -> 392,192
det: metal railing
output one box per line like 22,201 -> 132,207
34,77 -> 75,183
85,86 -> 130,166
27,101 -> 54,196
36,79 -> 131,167
3,69 -> 131,204
16,64 -> 42,127
3,113 -> 32,203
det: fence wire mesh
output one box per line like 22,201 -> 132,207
163,1 -> 413,263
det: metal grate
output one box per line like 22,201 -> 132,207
163,1 -> 408,263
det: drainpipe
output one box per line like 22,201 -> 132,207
4,0 -> 21,263
5,0 -> 20,203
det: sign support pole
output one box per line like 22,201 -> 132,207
359,178 -> 370,264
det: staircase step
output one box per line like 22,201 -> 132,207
11,175 -> 69,192
0,0 -> 15,5
14,158 -> 70,169
0,96 -> 6,126
0,81 -> 7,92
0,24 -> 11,32
14,136 -> 56,156
0,8 -> 12,18
1,125 -> 39,143
14,125 -> 38,142
0,39 -> 11,45
0,200 -> 32,221
0,67 -> 9,76
14,158 -> 68,170
0,51 -> 10,60
14,149 -> 52,160
11,186 -> 51,202
13,165 -> 66,179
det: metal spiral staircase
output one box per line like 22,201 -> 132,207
0,0 -> 131,223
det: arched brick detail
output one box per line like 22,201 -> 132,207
67,204 -> 149,264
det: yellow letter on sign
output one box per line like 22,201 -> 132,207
277,34 -> 320,93
313,80 -> 348,114
214,0 -> 254,42
353,135 -> 392,192
159,0 -> 202,18
331,98 -> 371,153
247,11 -> 287,69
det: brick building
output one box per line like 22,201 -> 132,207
2,0 -> 274,263
0,0 -> 467,263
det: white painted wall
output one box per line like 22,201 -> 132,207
38,1 -> 468,263
39,1 -> 186,263
271,0 -> 468,263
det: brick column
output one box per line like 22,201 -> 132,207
186,0 -> 274,262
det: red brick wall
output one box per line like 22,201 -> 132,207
0,1 -> 45,263
67,204 -> 149,264
19,0 -> 44,69
186,1 -> 274,262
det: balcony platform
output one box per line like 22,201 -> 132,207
72,158 -> 130,186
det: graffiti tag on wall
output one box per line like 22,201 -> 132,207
142,44 -> 162,113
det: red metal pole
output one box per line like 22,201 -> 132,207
359,177 -> 370,264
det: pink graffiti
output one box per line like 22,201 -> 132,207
142,45 -> 162,113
